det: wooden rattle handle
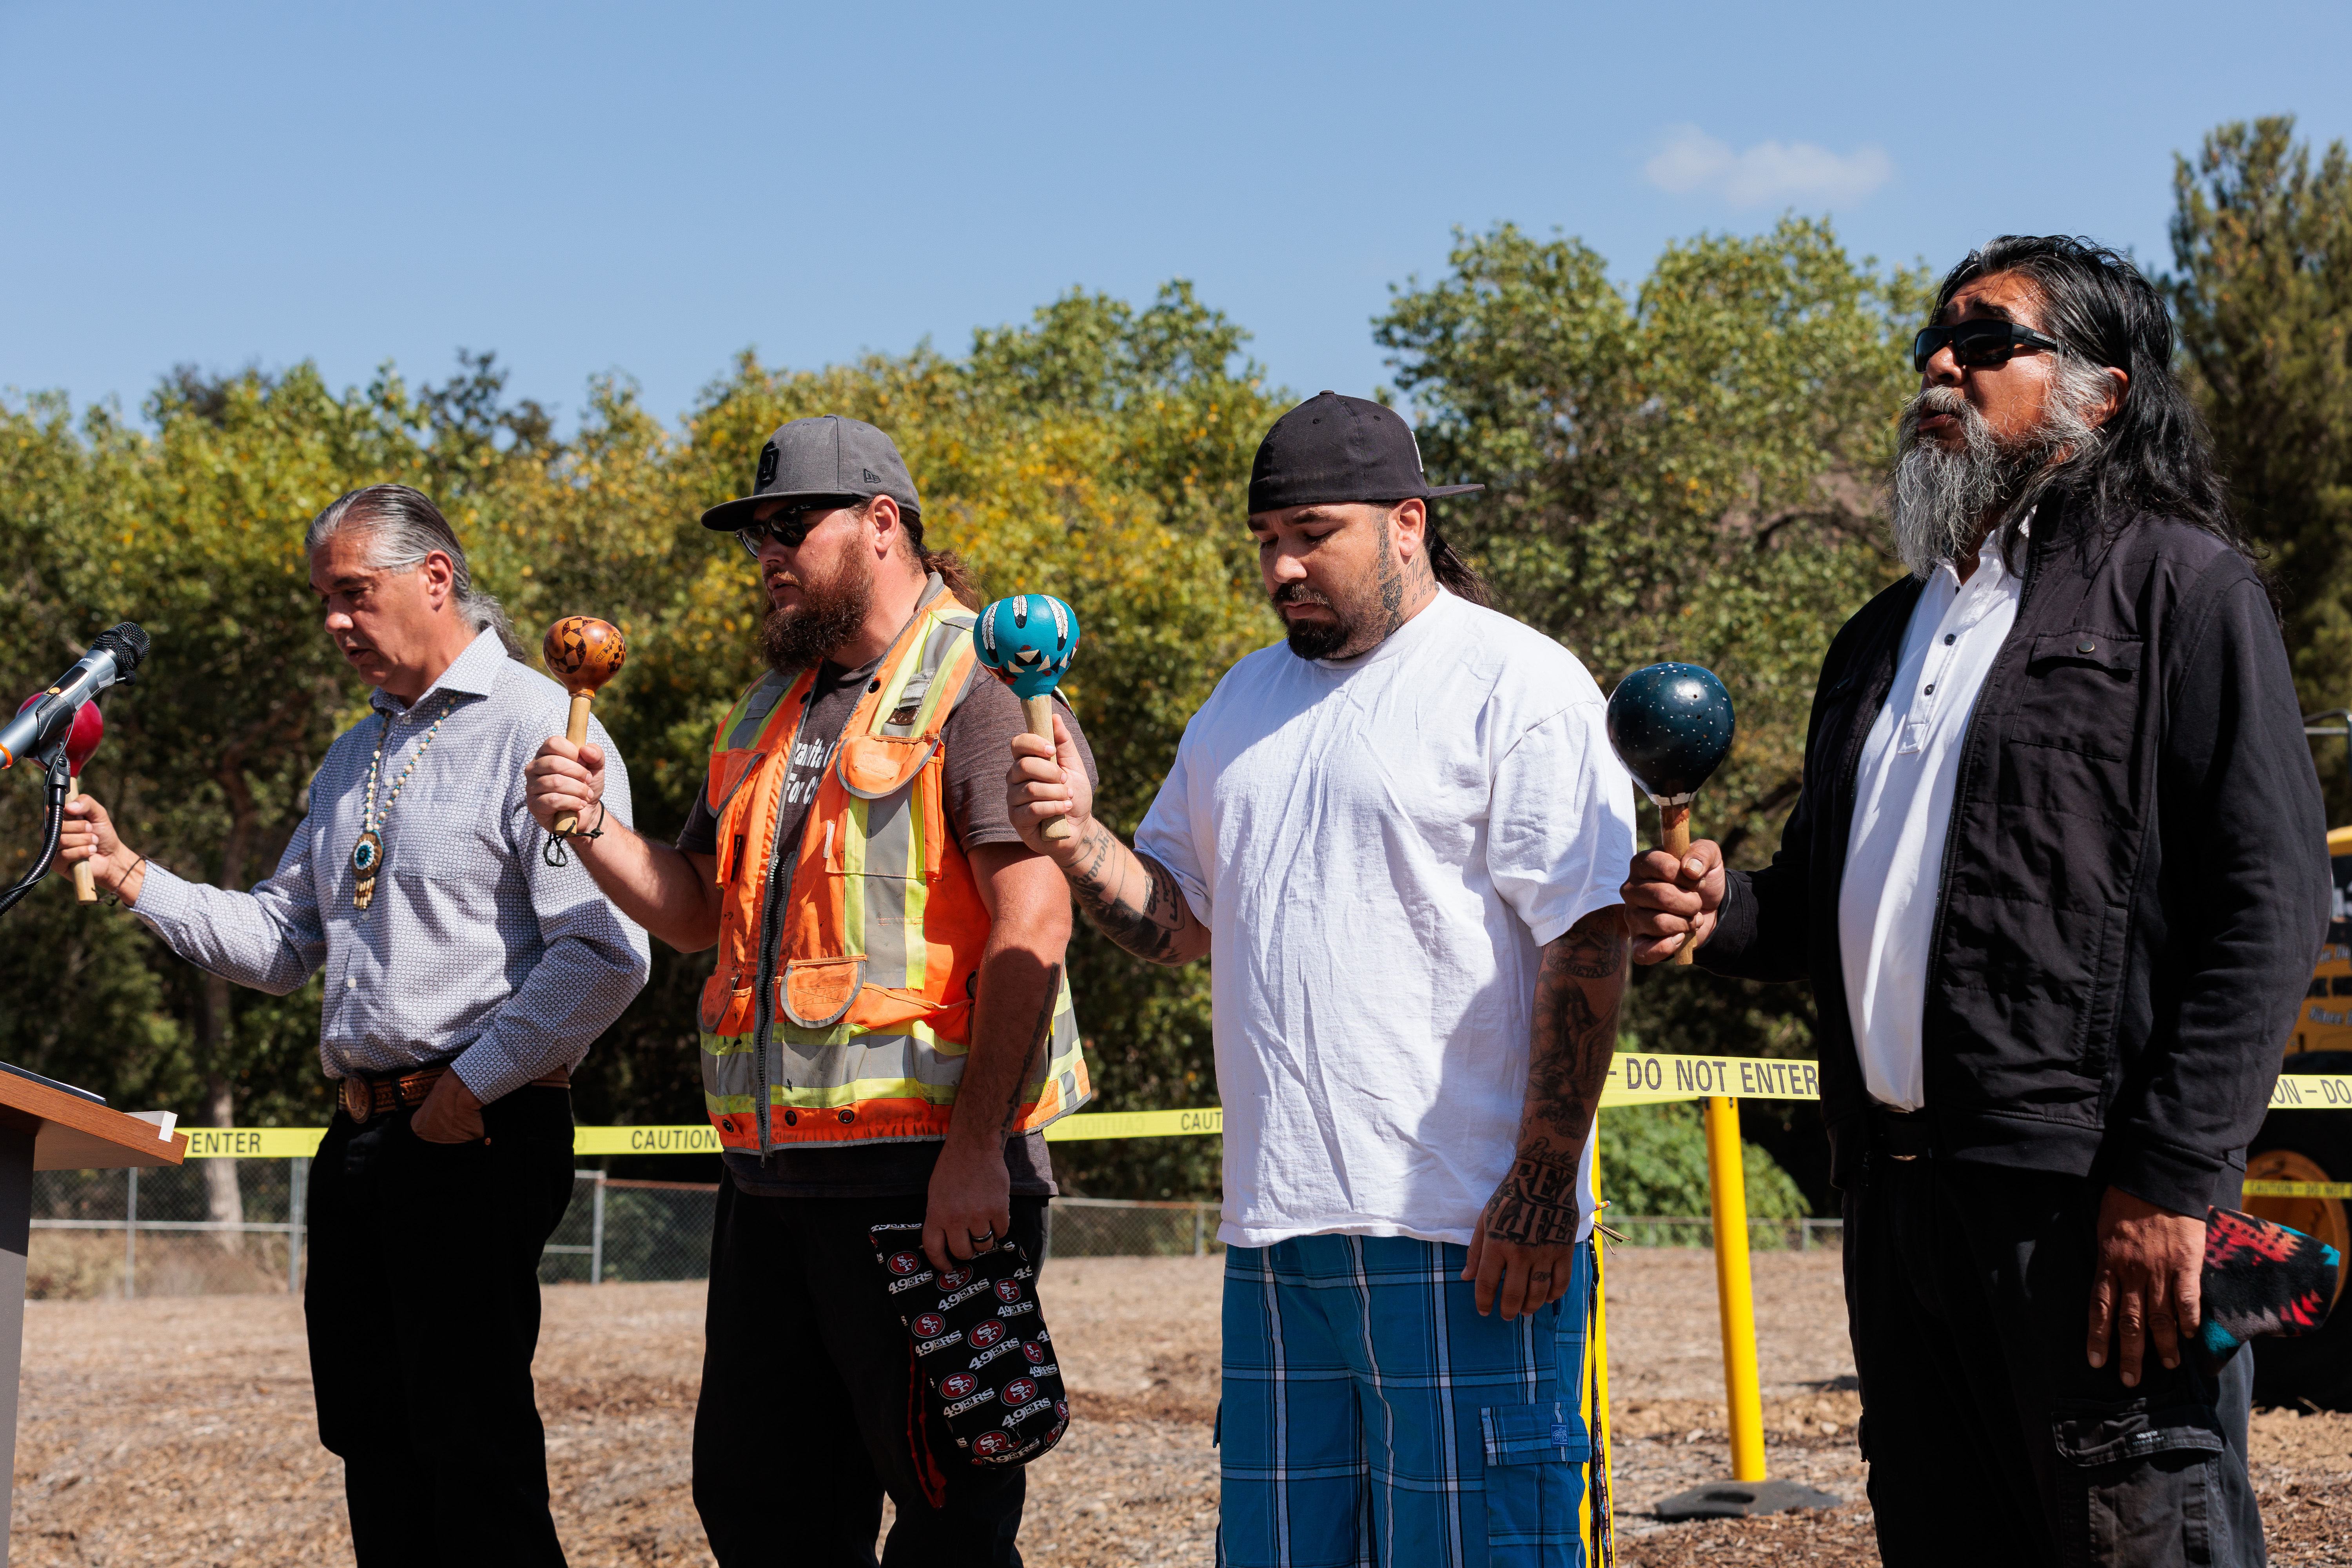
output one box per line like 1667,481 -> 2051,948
1660,801 -> 1695,965
68,777 -> 95,903
554,693 -> 594,835
1022,695 -> 1073,844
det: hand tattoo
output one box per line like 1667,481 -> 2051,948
1486,1144 -> 1584,1245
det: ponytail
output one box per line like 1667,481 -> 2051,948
921,548 -> 983,610
890,503 -> 984,610
1425,522 -> 1491,607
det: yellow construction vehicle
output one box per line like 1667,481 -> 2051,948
2245,715 -> 2352,1408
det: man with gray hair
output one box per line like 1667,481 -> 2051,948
1625,237 -> 2328,1562
56,483 -> 650,1566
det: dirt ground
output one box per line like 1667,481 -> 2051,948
7,1247 -> 2348,1564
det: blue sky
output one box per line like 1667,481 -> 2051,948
4,0 -> 2347,430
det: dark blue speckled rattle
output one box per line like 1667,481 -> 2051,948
1606,663 -> 1735,966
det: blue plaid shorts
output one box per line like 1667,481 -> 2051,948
1217,1234 -> 1598,1568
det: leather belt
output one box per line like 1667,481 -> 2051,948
339,1063 -> 571,1124
1867,1102 -> 1935,1162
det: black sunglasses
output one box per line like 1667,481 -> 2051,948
735,496 -> 860,557
1910,319 -> 2071,374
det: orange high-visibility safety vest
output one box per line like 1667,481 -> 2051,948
697,581 -> 1090,1155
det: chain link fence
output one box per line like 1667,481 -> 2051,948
1605,1215 -> 1844,1251
18,1159 -> 1835,1299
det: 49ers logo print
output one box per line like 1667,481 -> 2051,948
1022,1342 -> 1045,1365
913,1313 -> 946,1338
1003,1377 -> 1038,1406
941,1374 -> 978,1399
887,1252 -> 923,1277
969,1320 -> 1004,1348
974,1431 -> 1015,1457
940,1266 -> 974,1289
995,1279 -> 1022,1303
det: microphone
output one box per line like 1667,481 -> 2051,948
0,623 -> 149,770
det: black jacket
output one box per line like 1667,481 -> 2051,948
1702,497 -> 2330,1215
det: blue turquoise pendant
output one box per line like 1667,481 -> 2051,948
351,829 -> 383,910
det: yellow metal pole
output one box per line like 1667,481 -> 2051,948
1704,1093 -> 1767,1481
1588,1116 -> 1615,1565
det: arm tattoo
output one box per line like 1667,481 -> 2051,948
1002,961 -> 1062,1134
1485,909 -> 1629,1247
1063,822 -> 1193,964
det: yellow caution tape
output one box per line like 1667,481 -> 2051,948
1043,1107 -> 1225,1142
181,1127 -> 325,1159
159,1058 -> 2352,1159
2265,1074 -> 2352,1110
571,1125 -> 723,1156
1601,1052 -> 1821,1105
2241,1180 -> 2352,1199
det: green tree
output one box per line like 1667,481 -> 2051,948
2169,116 -> 2352,818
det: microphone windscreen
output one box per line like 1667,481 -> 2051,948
92,622 -> 150,674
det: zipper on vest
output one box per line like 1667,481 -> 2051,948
748,698 -> 812,1162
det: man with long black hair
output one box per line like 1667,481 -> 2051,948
1625,237 -> 2329,1561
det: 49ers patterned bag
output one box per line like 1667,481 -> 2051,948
871,1222 -> 1070,1467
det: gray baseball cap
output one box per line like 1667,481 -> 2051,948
699,414 -> 924,532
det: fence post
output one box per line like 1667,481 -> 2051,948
288,1156 -> 308,1298
590,1171 -> 607,1286
1192,1203 -> 1205,1257
1702,1094 -> 1766,1483
123,1166 -> 138,1302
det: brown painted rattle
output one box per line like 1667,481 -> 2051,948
543,617 -> 627,835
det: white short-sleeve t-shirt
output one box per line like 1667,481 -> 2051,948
1136,590 -> 1638,1249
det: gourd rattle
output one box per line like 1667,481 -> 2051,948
542,617 -> 627,836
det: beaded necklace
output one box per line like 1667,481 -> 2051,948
350,697 -> 455,910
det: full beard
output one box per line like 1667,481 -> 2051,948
1888,382 -> 2106,578
1271,582 -> 1356,660
759,554 -> 875,673
1888,388 -> 2017,578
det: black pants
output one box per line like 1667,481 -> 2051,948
1844,1147 -> 2263,1566
693,1181 -> 1049,1567
305,1087 -> 578,1567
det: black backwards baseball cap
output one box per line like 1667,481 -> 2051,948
1247,391 -> 1484,515
700,414 -> 924,532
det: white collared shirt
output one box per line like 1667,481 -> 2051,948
1837,519 -> 2030,1110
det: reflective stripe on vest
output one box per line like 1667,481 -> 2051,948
697,584 -> 1091,1151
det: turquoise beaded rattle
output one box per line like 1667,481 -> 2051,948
973,594 -> 1081,842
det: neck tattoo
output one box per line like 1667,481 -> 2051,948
350,698 -> 455,910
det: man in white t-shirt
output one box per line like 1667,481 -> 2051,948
1006,393 -> 1637,1566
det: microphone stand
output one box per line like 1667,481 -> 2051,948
0,744 -> 72,921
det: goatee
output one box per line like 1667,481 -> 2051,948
760,557 -> 874,673
1272,583 -> 1353,660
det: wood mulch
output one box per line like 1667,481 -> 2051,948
7,1248 -> 2347,1564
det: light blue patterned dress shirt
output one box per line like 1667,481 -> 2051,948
132,628 -> 652,1102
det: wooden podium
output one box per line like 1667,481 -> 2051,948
0,1069 -> 187,1568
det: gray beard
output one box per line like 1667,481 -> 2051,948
1889,378 -> 2107,578
1889,390 -> 2014,578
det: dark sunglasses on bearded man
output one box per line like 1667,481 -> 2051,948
735,495 -> 862,558
1910,319 -> 2077,374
